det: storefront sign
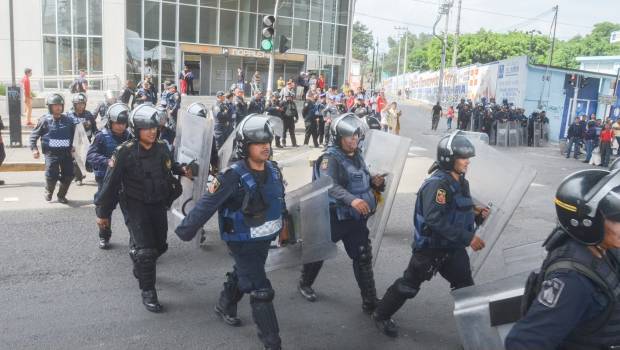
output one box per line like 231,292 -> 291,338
227,48 -> 268,58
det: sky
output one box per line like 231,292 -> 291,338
354,0 -> 620,52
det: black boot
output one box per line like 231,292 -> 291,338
99,223 -> 111,249
250,289 -> 281,350
141,289 -> 163,313
298,261 -> 323,302
353,257 -> 379,314
373,278 -> 419,338
44,178 -> 56,202
56,180 -> 71,204
214,272 -> 244,326
99,237 -> 110,249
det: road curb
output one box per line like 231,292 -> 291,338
0,163 -> 45,172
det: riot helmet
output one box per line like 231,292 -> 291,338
555,169 -> 620,245
187,102 -> 208,118
234,114 -> 275,159
72,92 -> 88,106
129,104 -> 160,136
104,90 -> 116,105
437,130 -> 476,171
155,105 -> 168,127
354,106 -> 369,118
330,113 -> 368,147
105,103 -> 130,127
46,93 -> 65,114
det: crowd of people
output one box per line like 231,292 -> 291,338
564,115 -> 620,167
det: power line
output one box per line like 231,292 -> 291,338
355,12 -> 435,29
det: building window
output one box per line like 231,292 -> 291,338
239,0 -> 258,12
144,1 -> 160,40
41,0 -> 103,89
179,5 -> 197,43
199,7 -> 218,45
238,12 -> 257,49
162,3 -> 176,41
220,10 -> 238,46
292,20 -> 309,50
337,0 -> 349,25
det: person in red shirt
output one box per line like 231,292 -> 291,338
376,91 -> 387,114
346,90 -> 355,111
22,68 -> 33,126
599,123 -> 614,167
317,73 -> 325,91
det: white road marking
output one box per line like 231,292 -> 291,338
3,197 -> 19,202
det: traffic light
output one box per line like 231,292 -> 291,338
569,74 -> 577,87
580,77 -> 589,89
261,15 -> 275,52
278,34 -> 290,54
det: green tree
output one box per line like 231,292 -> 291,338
352,21 -> 374,62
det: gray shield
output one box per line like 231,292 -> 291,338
217,116 -> 282,170
508,121 -> 519,146
496,121 -> 509,147
265,176 -> 338,272
73,122 -> 90,176
170,104 -> 214,246
360,130 -> 412,264
267,115 -> 284,138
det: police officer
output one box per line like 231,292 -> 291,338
349,95 -> 367,114
175,114 -> 285,350
373,131 -> 489,337
213,91 -> 234,150
165,84 -> 181,142
316,93 -> 327,145
266,92 -> 284,148
69,92 -> 98,185
302,93 -> 319,147
322,96 -> 339,147
281,92 -> 299,147
94,104 -> 189,312
505,169 -> 620,350
135,81 -> 156,105
297,114 -> 385,315
30,93 -> 77,204
92,90 -> 117,123
248,89 -> 266,114
233,87 -> 249,125
86,103 -> 131,249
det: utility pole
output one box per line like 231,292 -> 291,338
9,0 -> 16,86
451,0 -> 462,67
395,27 -> 409,75
537,5 -> 558,109
370,41 -> 376,91
433,1 -> 453,105
266,0 -> 280,96
526,29 -> 542,63
395,30 -> 402,77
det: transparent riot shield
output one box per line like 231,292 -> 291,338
170,104 -> 214,246
265,176 -> 338,271
496,121 -> 508,147
266,115 -> 284,138
542,123 -> 550,145
217,131 -> 237,170
533,121 -> 543,147
73,122 -> 90,176
361,130 -> 412,264
508,121 -> 519,147
465,136 -> 537,277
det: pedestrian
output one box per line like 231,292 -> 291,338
613,118 -> 620,156
71,70 -> 88,93
237,68 -> 245,92
211,91 -> 232,151
248,90 -> 265,114
0,113 -> 5,185
505,169 -> 620,350
280,92 -> 299,147
184,65 -> 195,95
29,94 -> 77,204
251,71 -> 262,95
431,102 -> 442,131
277,76 -> 285,92
175,114 -> 285,350
302,93 -> 319,147
119,80 -> 135,106
317,73 -> 326,91
565,117 -> 583,159
22,68 -> 33,126
298,114 -> 385,316
373,131 -> 489,337
86,103 -> 131,249
68,93 -> 98,186
233,87 -> 248,125
599,123 -> 614,167
178,70 -> 187,95
94,104 -> 189,313
583,120 -> 598,164
385,102 -> 402,135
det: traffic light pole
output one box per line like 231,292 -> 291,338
266,0 -> 280,97
571,75 -> 581,119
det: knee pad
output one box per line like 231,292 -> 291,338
358,244 -> 373,264
135,248 -> 159,265
250,288 -> 275,303
395,278 -> 419,299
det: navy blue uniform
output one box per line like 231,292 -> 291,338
136,88 -> 156,105
87,128 -> 131,240
92,102 -> 111,122
213,101 -> 234,150
175,160 -> 285,349
374,170 -> 481,321
69,109 -> 98,181
29,114 -> 77,183
300,146 -> 383,311
248,97 -> 265,114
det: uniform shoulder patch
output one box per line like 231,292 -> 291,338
538,278 -> 565,308
208,177 -> 221,194
165,158 -> 171,170
320,158 -> 329,170
435,188 -> 447,204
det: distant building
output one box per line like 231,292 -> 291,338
576,55 -> 620,75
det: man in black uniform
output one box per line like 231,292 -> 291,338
431,102 -> 442,131
457,103 -> 472,130
86,103 -> 131,249
297,114 -> 385,314
248,90 -> 266,114
302,93 -> 319,147
68,92 -> 98,185
94,104 -> 189,312
30,93 -> 78,204
233,87 -> 249,125
506,168 -> 620,350
119,80 -> 135,106
213,91 -> 234,150
266,92 -> 284,148
176,114 -> 285,350
281,92 -> 299,147
92,90 -> 117,123
373,131 -> 489,337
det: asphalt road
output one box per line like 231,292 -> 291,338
0,103 -> 598,350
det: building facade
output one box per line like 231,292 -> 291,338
0,0 -> 353,95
